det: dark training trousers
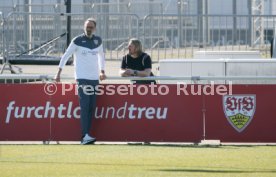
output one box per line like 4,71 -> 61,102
77,79 -> 99,137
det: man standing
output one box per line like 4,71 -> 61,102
120,38 -> 155,84
55,18 -> 106,144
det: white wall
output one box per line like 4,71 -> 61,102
159,59 -> 276,84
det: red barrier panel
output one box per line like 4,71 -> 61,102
205,85 -> 276,142
0,84 -> 51,141
0,84 -> 203,142
0,83 -> 275,142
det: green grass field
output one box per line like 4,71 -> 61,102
1,144 -> 276,177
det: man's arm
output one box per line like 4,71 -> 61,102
136,54 -> 153,77
134,68 -> 151,77
58,41 -> 76,69
120,56 -> 131,77
55,41 -> 77,82
98,44 -> 106,81
120,68 -> 151,77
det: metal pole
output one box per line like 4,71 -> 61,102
248,0 -> 252,46
65,0 -> 71,48
197,0 -> 204,47
28,1 -> 32,51
202,94 -> 206,141
102,0 -> 109,49
233,0 -> 237,45
205,0 -> 208,48
177,0 -> 182,48
0,12 -> 5,64
24,0 -> 32,51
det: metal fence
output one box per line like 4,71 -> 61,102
143,14 -> 275,59
5,2 -> 164,17
2,12 -> 139,61
1,12 -> 276,62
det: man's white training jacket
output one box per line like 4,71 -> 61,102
58,33 -> 105,80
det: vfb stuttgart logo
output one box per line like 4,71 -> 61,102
223,95 -> 256,132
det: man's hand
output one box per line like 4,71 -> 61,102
99,71 -> 106,81
121,69 -> 134,77
54,74 -> 61,82
55,68 -> 62,82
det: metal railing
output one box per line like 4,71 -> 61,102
0,74 -> 275,84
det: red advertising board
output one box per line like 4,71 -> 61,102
205,85 -> 276,142
0,83 -> 275,143
0,84 -> 203,142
